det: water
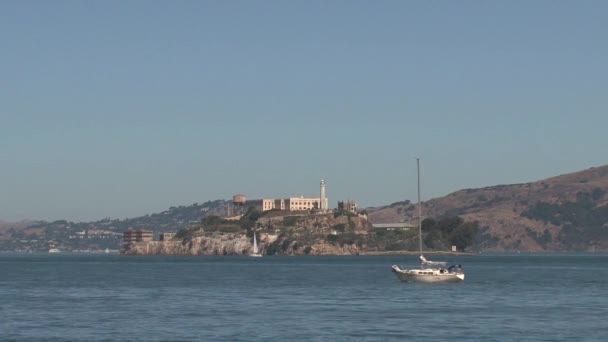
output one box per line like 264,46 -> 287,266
1,254 -> 607,341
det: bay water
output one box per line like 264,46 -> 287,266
1,254 -> 607,341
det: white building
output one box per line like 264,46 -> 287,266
245,180 -> 329,212
247,197 -> 327,211
320,179 -> 327,211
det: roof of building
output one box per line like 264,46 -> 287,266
124,228 -> 153,233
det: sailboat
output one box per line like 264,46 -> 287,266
391,158 -> 465,283
249,231 -> 263,257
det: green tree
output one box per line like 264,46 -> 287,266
448,221 -> 479,251
239,208 -> 262,230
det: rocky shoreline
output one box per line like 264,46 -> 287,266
121,234 -> 476,257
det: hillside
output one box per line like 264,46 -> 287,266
368,165 -> 608,252
0,220 -> 32,233
0,200 -> 234,252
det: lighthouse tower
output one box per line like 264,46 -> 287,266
320,179 -> 328,211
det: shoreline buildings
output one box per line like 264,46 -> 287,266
123,229 -> 153,243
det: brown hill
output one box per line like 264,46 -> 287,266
368,165 -> 608,252
0,220 -> 33,233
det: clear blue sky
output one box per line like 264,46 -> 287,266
1,1 -> 607,222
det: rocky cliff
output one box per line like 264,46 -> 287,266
123,233 -> 252,255
123,231 -> 370,256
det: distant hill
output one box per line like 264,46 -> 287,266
368,165 -> 608,252
0,200 -> 235,252
0,220 -> 33,233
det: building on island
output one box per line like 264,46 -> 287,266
246,199 -> 277,211
239,179 -> 330,212
337,200 -> 358,213
159,232 -> 175,241
246,197 -> 323,211
320,179 -> 327,211
233,194 -> 247,205
123,229 -> 153,243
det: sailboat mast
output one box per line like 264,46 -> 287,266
417,158 -> 422,256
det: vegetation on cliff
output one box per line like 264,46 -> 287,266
421,217 -> 479,251
521,189 -> 608,250
174,208 -> 265,239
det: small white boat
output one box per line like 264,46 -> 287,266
249,232 -> 263,257
391,158 -> 465,283
48,248 -> 61,253
392,260 -> 464,283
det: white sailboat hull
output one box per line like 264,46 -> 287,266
391,265 -> 464,283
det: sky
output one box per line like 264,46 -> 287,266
1,1 -> 607,222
